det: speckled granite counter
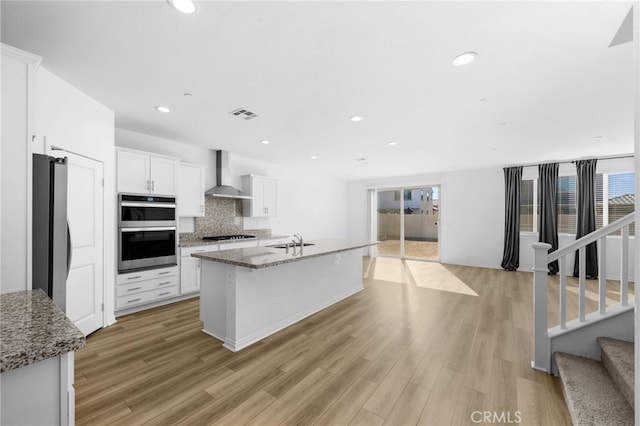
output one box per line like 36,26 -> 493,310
192,239 -> 377,269
0,289 -> 86,373
179,235 -> 290,248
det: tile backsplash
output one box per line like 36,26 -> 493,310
179,197 -> 272,243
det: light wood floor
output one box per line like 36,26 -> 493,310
75,258 -> 605,426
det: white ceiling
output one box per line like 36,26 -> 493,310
1,1 -> 634,180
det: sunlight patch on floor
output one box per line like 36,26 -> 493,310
368,257 -> 412,284
405,260 -> 479,297
369,257 -> 478,297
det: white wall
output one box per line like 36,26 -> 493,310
347,167 -> 505,268
115,128 -> 348,239
36,67 -> 116,325
0,46 -> 40,293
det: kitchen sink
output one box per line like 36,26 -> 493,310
268,243 -> 315,249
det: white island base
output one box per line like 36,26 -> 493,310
199,249 -> 364,351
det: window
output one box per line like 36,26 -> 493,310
520,171 -> 635,236
557,176 -> 577,234
602,172 -> 635,236
520,179 -> 535,232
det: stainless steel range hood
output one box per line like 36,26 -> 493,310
205,150 -> 252,199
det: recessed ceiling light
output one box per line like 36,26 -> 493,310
350,116 -> 364,122
387,141 -> 398,146
155,106 -> 170,113
260,140 -> 270,145
452,51 -> 477,66
184,93 -> 193,97
310,156 -> 318,160
168,0 -> 198,14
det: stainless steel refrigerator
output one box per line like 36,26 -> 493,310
32,153 -> 70,313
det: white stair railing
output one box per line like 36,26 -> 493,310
532,212 -> 635,372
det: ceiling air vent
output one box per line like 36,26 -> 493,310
229,107 -> 259,120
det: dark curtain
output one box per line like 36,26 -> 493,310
573,159 -> 598,278
501,167 -> 522,271
538,163 -> 559,274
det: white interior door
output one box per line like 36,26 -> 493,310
65,152 -> 104,335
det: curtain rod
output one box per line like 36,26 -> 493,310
508,153 -> 634,169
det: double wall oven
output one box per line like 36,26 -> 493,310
118,194 -> 177,273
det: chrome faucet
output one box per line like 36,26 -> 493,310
294,234 -> 303,246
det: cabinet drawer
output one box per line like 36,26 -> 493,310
117,265 -> 178,284
180,245 -> 217,257
116,275 -> 179,296
116,285 -> 179,309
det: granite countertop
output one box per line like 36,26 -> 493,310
192,239 -> 377,269
179,235 -> 291,248
1,289 -> 86,373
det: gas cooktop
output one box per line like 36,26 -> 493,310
202,234 -> 256,242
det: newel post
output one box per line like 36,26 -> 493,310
532,242 -> 552,372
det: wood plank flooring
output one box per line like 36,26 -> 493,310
75,258 -> 617,425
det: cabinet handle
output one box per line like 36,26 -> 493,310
158,271 -> 171,275
127,287 -> 142,292
146,180 -> 150,190
152,180 -> 155,191
197,260 -> 201,268
127,298 -> 142,304
158,281 -> 172,285
195,249 -> 206,252
127,275 -> 142,280
159,291 -> 171,296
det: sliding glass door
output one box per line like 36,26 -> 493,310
375,186 -> 439,261
376,189 -> 402,256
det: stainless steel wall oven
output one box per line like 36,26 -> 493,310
118,194 -> 177,272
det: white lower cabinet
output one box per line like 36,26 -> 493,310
180,257 -> 201,294
116,266 -> 179,310
180,245 -> 218,294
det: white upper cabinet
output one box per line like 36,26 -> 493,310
116,149 -> 177,195
177,163 -> 206,217
150,156 -> 177,195
242,174 -> 278,217
116,150 -> 149,194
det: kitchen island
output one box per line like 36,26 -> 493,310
192,239 -> 376,351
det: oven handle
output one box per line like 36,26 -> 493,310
120,227 -> 177,232
120,202 -> 177,208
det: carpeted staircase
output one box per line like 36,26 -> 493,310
554,337 -> 634,426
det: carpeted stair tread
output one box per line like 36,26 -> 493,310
554,352 -> 634,426
598,336 -> 635,409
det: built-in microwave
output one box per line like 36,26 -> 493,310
118,194 -> 177,273
118,194 -> 176,227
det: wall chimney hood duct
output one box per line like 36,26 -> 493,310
205,150 -> 252,199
